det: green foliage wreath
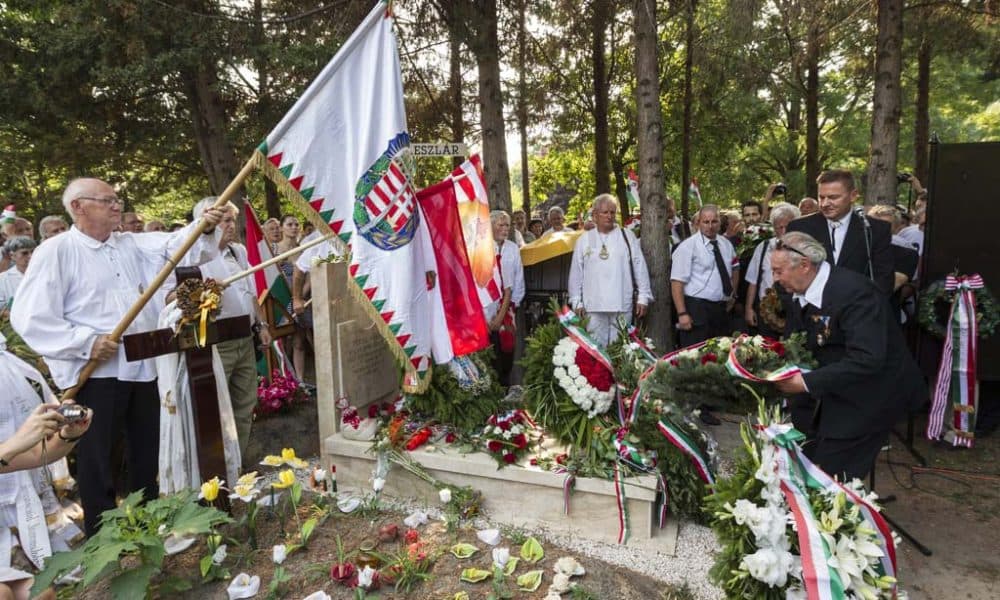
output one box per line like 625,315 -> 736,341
918,278 -> 1000,340
405,350 -> 505,434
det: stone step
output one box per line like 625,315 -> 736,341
324,433 -> 678,553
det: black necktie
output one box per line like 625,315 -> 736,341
710,240 -> 733,297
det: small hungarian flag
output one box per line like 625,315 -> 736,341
689,177 -> 703,208
243,202 -> 291,321
625,169 -> 640,211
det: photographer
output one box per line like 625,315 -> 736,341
0,402 -> 91,474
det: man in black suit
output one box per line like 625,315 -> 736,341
786,169 -> 894,296
769,231 -> 926,480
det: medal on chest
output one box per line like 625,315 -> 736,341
811,314 -> 832,347
599,244 -> 609,260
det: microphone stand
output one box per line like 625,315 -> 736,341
854,207 -> 875,284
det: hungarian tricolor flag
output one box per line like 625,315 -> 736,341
243,202 -> 291,320
625,169 -> 640,211
250,1 -> 477,390
689,177 -> 703,208
451,154 -> 502,310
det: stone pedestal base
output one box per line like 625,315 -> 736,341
324,433 -> 678,553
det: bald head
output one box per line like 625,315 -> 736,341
61,178 -> 122,240
798,197 -> 819,216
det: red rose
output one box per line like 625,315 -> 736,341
503,453 -> 517,464
487,440 -> 503,453
405,427 -> 433,451
445,432 -> 457,443
498,419 -> 511,431
555,453 -> 568,465
771,342 -> 786,357
404,529 -> 420,544
529,457 -> 539,466
368,404 -> 380,418
575,347 -> 614,391
670,359 -> 680,367
512,433 -> 527,449
701,352 -> 718,364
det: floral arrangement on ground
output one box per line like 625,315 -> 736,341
705,402 -> 902,600
256,369 -> 310,416
403,349 -> 505,434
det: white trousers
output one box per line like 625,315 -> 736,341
586,311 -> 632,348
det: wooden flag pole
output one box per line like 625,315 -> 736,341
61,158 -> 258,400
220,231 -> 337,288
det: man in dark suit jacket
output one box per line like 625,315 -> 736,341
769,231 -> 926,480
786,169 -> 894,296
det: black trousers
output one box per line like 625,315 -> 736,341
679,296 -> 731,347
489,331 -> 514,387
804,430 -> 889,481
75,378 -> 160,536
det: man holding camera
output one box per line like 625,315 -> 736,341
787,170 -> 894,296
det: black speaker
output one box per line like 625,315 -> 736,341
921,141 -> 1000,380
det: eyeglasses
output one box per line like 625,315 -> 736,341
77,196 -> 122,206
774,239 -> 808,258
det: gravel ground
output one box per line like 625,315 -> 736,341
253,454 -> 726,599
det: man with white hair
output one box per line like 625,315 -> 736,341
38,215 -> 69,241
11,177 -> 224,536
770,231 -> 925,479
744,202 -> 800,338
542,206 -> 567,236
568,194 -> 652,347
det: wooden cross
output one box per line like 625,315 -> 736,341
123,266 -> 251,511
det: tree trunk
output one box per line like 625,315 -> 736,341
450,20 -> 465,170
914,34 -> 932,184
805,22 -> 821,198
253,0 -> 279,219
680,0 -> 696,223
634,0 -> 672,351
592,0 -> 611,195
475,0 -> 512,212
865,0 -> 904,206
182,60 -> 239,196
517,0 -> 531,214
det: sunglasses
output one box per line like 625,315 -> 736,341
774,239 -> 808,258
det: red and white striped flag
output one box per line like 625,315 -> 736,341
451,154 -> 502,308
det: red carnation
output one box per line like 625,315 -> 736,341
512,433 -> 528,449
701,352 -> 718,364
503,452 -> 517,464
574,347 -> 614,391
487,440 -> 503,453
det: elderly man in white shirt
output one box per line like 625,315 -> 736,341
11,177 -> 224,536
0,236 -> 36,311
568,194 -> 652,348
485,210 -> 525,385
744,202 -> 800,338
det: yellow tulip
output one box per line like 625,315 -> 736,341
200,476 -> 223,502
281,448 -> 297,460
237,471 -> 260,486
272,469 -> 296,489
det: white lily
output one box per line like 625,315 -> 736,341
492,547 -> 510,569
272,544 -> 287,564
212,544 -> 228,565
372,477 -> 385,492
403,510 -> 428,528
357,565 -> 376,589
225,572 -> 261,600
476,528 -> 501,546
439,488 -> 452,503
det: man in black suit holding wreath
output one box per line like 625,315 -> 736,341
787,169 -> 894,297
768,231 -> 926,480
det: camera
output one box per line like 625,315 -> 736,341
773,183 -> 787,196
897,172 -> 912,184
57,404 -> 88,424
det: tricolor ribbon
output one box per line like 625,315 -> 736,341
724,333 -> 807,382
656,419 -> 716,486
927,274 -> 982,447
613,427 -> 668,533
626,325 -> 658,362
557,306 -> 614,373
761,424 -> 898,598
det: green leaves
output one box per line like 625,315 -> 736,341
519,537 -> 544,563
460,568 -> 492,583
449,543 -> 479,559
516,570 -> 545,592
109,564 -> 158,600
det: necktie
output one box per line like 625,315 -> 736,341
829,221 -> 840,263
709,240 -> 733,297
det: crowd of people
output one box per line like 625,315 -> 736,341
0,169 -> 932,596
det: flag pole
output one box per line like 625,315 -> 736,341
221,231 -> 338,288
61,157 -> 258,401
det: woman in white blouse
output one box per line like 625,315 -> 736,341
0,236 -> 36,312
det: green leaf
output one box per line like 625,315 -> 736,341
291,481 -> 302,505
516,569 -> 544,592
199,554 -> 213,578
110,564 -> 157,600
519,537 -> 544,563
30,547 -> 85,594
83,541 -> 137,587
168,499 -> 231,537
503,557 -> 519,576
460,567 -> 492,583
300,517 -> 317,544
449,542 -> 479,559
158,575 -> 193,594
